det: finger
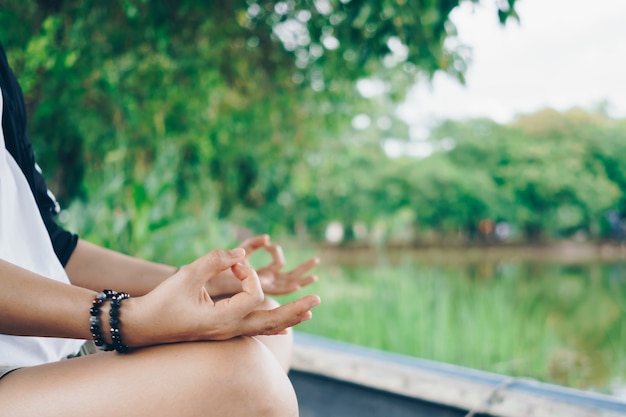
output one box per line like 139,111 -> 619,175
257,311 -> 313,336
190,248 -> 246,284
263,283 -> 301,296
240,235 -> 270,253
285,258 -> 320,278
264,243 -> 286,270
238,295 -> 320,335
241,310 -> 307,336
265,275 -> 317,295
247,303 -> 316,336
298,274 -> 318,288
217,262 -> 265,316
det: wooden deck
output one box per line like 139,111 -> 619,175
289,333 -> 626,417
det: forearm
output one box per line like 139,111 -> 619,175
65,239 -> 177,296
0,258 -> 95,340
0,250 -> 319,349
65,239 -> 242,297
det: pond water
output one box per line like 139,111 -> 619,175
282,245 -> 626,398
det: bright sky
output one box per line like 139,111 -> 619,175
396,0 -> 626,137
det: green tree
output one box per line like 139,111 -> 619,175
430,109 -> 623,241
0,0 -> 517,206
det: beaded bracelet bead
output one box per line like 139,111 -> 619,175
109,292 -> 131,353
90,289 -> 117,351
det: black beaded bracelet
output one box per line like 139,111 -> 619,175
109,292 -> 131,353
90,290 -> 117,351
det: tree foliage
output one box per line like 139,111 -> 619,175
17,1 -> 626,254
425,109 -> 623,241
1,0 -> 517,206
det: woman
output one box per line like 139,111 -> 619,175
0,43 -> 320,417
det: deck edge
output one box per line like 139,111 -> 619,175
292,333 -> 626,417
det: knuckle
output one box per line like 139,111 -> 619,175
205,249 -> 229,265
265,319 -> 281,332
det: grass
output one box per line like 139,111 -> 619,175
277,249 -> 626,395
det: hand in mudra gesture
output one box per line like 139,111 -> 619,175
239,235 -> 319,295
123,248 -> 321,347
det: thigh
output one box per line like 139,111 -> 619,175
0,366 -> 19,379
0,337 -> 297,417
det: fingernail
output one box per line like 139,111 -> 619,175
231,248 -> 245,257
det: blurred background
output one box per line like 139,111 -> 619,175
1,0 -> 624,398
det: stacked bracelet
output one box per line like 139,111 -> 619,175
109,292 -> 131,353
90,290 -> 116,351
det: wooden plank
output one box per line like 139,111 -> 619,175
291,333 -> 626,417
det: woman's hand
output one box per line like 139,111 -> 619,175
240,235 -> 319,295
123,248 -> 320,347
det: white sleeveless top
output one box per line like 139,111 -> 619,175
0,91 -> 84,366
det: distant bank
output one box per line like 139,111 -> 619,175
317,241 -> 626,265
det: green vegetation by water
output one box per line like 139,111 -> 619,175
278,248 -> 626,395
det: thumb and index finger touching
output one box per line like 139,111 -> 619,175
219,251 -> 322,320
240,235 -> 288,270
187,245 -> 321,329
191,248 -> 266,314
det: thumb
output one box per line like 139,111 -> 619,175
189,248 -> 247,283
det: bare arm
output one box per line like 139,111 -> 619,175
64,239 -> 178,296
65,239 -> 240,297
0,258 -> 95,340
65,237 -> 318,297
1,249 -> 320,347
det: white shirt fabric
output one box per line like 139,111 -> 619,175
0,90 -> 84,366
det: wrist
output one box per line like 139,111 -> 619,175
92,295 -> 150,348
118,294 -> 195,347
115,296 -> 153,347
89,290 -> 116,350
91,291 -> 139,351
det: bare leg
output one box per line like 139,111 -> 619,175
0,337 -> 298,417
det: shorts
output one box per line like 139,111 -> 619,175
0,366 -> 17,379
0,340 -> 98,380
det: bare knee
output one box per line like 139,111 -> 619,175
189,337 -> 298,417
